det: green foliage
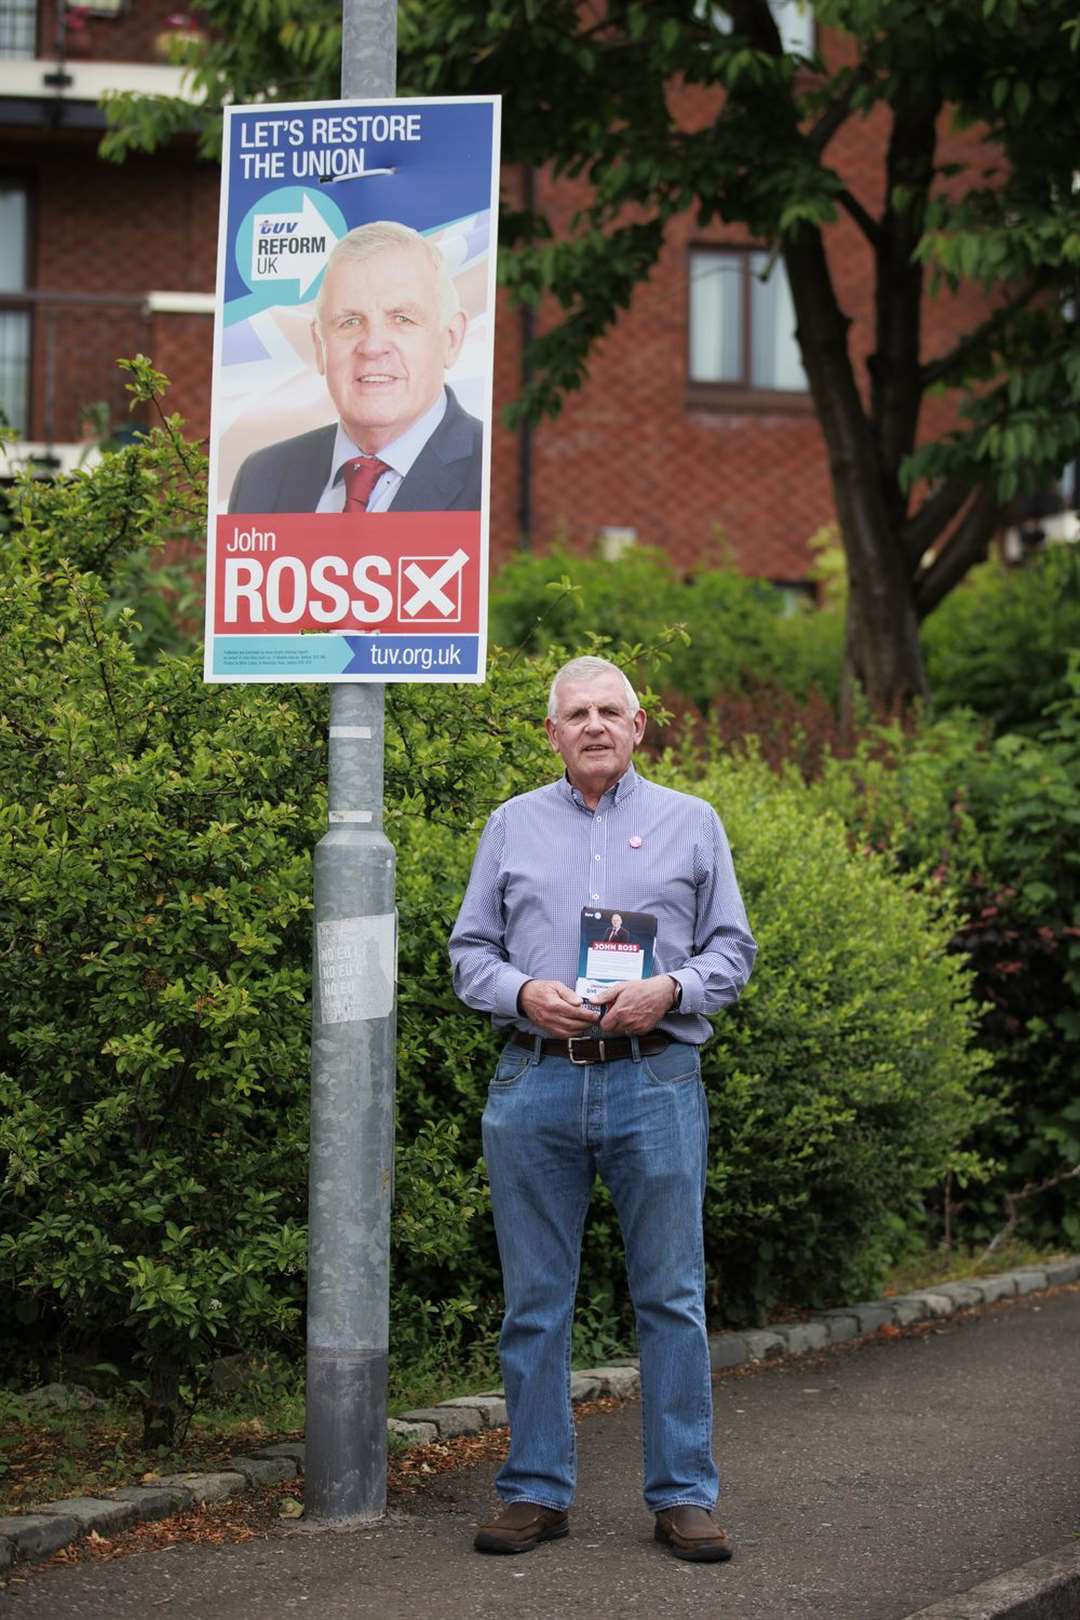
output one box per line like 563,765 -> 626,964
656,749 -> 992,1320
490,543 -> 843,713
810,691 -> 1080,1246
923,548 -> 1080,733
0,424 -> 997,1405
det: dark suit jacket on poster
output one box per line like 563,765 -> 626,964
227,386 -> 483,514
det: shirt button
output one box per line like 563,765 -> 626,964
594,854 -> 601,861
591,894 -> 600,902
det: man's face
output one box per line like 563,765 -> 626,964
545,672 -> 646,803
611,914 -> 623,929
312,245 -> 466,454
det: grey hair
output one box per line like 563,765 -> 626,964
547,656 -> 640,721
314,220 -> 461,328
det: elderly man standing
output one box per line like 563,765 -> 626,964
449,655 -> 756,1563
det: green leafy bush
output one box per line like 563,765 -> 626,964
490,542 -> 844,715
923,547 -> 1080,734
0,416 -> 994,1419
656,751 -> 991,1320
811,693 -> 1080,1247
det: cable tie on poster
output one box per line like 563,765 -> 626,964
320,166 -> 397,185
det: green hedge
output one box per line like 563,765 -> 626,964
923,547 -> 1080,734
809,694 -> 1080,1247
490,542 -> 844,714
0,426 -> 993,1427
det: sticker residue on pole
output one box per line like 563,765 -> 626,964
317,915 -> 395,1023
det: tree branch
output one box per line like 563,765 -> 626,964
978,1163 -> 1080,1263
870,90 -> 941,520
914,484 -> 1001,619
902,473 -> 977,569
805,62 -> 878,156
837,188 -> 883,250
921,275 -> 1046,390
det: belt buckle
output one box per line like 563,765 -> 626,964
568,1036 -> 604,1065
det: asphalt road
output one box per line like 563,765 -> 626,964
4,1288 -> 1079,1620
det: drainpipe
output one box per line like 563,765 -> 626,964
517,164 -> 535,549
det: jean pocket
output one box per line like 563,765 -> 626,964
642,1041 -> 701,1086
489,1047 -> 533,1089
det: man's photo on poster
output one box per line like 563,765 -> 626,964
218,214 -> 490,518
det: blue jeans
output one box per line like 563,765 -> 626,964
481,1036 -> 718,1513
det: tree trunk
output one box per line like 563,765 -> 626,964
841,562 -> 928,725
142,1356 -> 181,1448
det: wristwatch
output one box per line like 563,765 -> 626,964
669,976 -> 682,1011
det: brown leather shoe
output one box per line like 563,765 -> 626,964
474,1500 -> 570,1555
654,1505 -> 733,1563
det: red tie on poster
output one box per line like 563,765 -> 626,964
343,457 -> 391,512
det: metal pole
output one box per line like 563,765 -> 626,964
304,0 -> 398,1526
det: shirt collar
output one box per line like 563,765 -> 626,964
330,388 -> 448,485
557,761 -> 639,811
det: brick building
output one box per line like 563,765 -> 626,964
0,2 -> 1022,585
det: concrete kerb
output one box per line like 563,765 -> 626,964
899,1539 -> 1080,1620
1,1255 -> 1077,1579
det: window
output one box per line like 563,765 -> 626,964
0,184 -> 30,435
0,0 -> 37,57
689,248 -> 807,394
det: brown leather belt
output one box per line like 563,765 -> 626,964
509,1030 -> 674,1065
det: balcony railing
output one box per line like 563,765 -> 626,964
1,288 -> 152,451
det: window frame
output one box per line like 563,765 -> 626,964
0,175 -> 34,438
686,243 -> 813,414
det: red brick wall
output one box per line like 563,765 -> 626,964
18,134 -> 216,442
48,0 -> 186,66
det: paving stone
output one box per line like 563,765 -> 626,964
399,1406 -> 484,1437
0,1513 -> 80,1562
591,1366 -> 641,1398
108,1485 -> 195,1520
849,1304 -> 898,1334
1044,1257 -> 1080,1287
250,1442 -> 306,1470
819,1312 -> 861,1342
708,1333 -> 749,1370
894,1291 -> 955,1319
779,1321 -> 830,1355
154,1471 -> 247,1505
932,1282 -> 983,1309
742,1330 -> 786,1361
37,1496 -> 140,1535
437,1395 -> 509,1427
388,1418 -> 438,1445
971,1274 -> 1017,1304
888,1297 -> 929,1326
228,1454 -> 297,1486
569,1371 -> 606,1402
1012,1268 -> 1048,1295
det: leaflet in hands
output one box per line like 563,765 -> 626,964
576,907 -> 657,1009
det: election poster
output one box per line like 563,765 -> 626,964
204,96 -> 501,684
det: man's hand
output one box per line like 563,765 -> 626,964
591,975 -> 677,1035
519,979 -> 602,1037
